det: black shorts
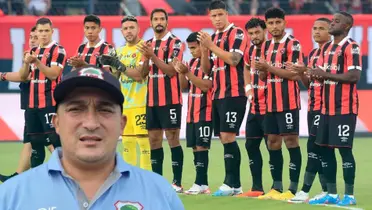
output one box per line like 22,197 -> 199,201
245,112 -> 265,139
308,111 -> 321,136
25,107 -> 56,135
146,104 -> 182,130
186,121 -> 213,148
264,109 -> 299,135
212,96 -> 247,136
315,114 -> 357,148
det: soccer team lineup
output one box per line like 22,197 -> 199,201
0,0 -> 370,209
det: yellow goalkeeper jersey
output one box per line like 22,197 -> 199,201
116,40 -> 147,109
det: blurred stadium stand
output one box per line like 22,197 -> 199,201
1,0 -> 372,16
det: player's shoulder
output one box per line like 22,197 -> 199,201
287,34 -> 301,44
346,38 -> 361,48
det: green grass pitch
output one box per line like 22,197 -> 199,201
0,138 -> 371,210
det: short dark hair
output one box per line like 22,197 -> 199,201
316,17 -> 331,24
337,11 -> 354,27
150,8 -> 168,21
84,14 -> 101,26
31,26 -> 37,32
121,15 -> 138,24
265,7 -> 285,20
36,17 -> 52,27
209,0 -> 227,11
186,32 -> 199,43
245,18 -> 266,30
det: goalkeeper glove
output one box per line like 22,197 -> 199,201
98,55 -> 127,73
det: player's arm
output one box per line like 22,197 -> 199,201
199,29 -> 247,67
35,46 -> 66,80
19,51 -> 32,81
184,71 -> 212,92
200,46 -> 212,74
309,44 -> 362,84
259,71 -> 267,81
149,40 -> 184,78
178,71 -> 189,91
0,72 -> 28,82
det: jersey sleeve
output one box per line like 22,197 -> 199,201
346,43 -> 362,71
51,46 -> 66,69
228,28 -> 247,56
287,40 -> 303,64
170,39 -> 184,61
307,49 -> 315,68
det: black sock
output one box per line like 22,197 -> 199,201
151,148 -> 164,176
193,151 -> 199,184
223,142 -> 238,188
234,142 -> 241,188
321,146 -> 337,194
269,149 -> 283,192
339,148 -> 356,195
30,136 -> 46,168
302,135 -> 318,193
288,147 -> 302,194
317,147 -> 328,192
171,146 -> 184,186
245,139 -> 263,191
195,150 -> 209,186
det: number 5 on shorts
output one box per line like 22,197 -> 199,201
170,109 -> 177,120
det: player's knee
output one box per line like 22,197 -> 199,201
220,132 -> 236,144
245,139 -> 261,153
284,135 -> 299,148
165,129 -> 180,147
339,148 -> 354,161
47,132 -> 61,149
267,135 -> 282,150
195,146 -> 208,152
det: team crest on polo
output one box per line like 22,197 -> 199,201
79,67 -> 104,80
114,201 -> 144,210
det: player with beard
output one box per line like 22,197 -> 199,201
237,18 -> 268,198
100,16 -> 151,171
307,11 -> 361,206
68,15 -> 115,71
0,26 -> 54,182
287,17 -> 331,204
255,7 -> 303,201
137,8 -> 185,192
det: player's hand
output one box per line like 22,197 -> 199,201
255,58 -> 269,72
285,62 -> 306,74
137,42 -> 154,59
173,57 -> 188,74
245,87 -> 253,103
68,56 -> 87,68
24,51 -> 37,64
306,67 -> 326,79
98,55 -> 127,73
197,31 -> 213,49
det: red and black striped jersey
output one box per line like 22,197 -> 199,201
29,40 -> 66,109
186,58 -> 213,123
244,44 -> 267,115
75,39 -> 115,69
307,48 -> 323,112
317,37 -> 362,115
147,32 -> 184,107
263,33 -> 303,112
210,23 -> 247,100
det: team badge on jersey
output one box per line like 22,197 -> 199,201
78,67 -> 104,80
114,201 -> 144,210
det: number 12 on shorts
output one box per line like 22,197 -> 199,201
338,124 -> 350,137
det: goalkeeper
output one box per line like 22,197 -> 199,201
99,16 -> 151,171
